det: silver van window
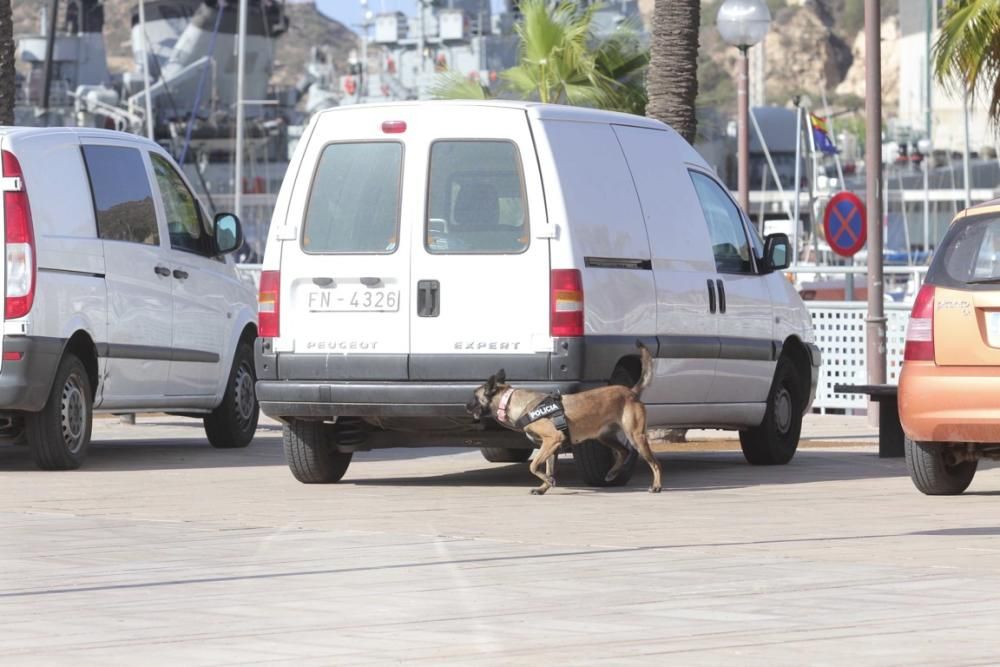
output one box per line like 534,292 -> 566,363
689,171 -> 754,274
425,141 -> 528,254
302,142 -> 403,254
81,145 -> 159,246
150,154 -> 213,256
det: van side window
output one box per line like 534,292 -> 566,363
689,171 -> 754,274
81,145 -> 159,246
150,154 -> 213,256
426,141 -> 528,254
302,142 -> 403,254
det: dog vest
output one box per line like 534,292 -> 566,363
512,393 -> 570,434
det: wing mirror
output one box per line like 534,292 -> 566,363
214,213 -> 243,255
763,233 -> 791,272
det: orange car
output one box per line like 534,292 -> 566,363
899,201 -> 1000,494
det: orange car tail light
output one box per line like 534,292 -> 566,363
904,284 -> 935,361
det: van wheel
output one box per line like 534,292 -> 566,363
480,447 -> 532,463
573,364 -> 639,486
283,419 -> 353,484
904,438 -> 977,495
739,357 -> 803,465
27,353 -> 93,470
204,343 -> 259,449
573,440 -> 636,487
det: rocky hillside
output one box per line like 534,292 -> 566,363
13,0 -> 357,87
637,0 -> 900,122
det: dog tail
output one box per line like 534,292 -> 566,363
631,341 -> 654,396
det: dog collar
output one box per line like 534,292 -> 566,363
496,387 -> 515,424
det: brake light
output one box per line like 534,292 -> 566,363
381,120 -> 407,134
551,269 -> 584,337
258,270 -> 280,338
2,151 -> 35,320
904,284 -> 935,361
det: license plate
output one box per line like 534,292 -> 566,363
307,289 -> 399,312
987,312 -> 1000,347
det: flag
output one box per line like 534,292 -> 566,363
809,113 -> 838,155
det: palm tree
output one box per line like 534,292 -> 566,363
0,0 -> 14,125
646,0 -> 701,144
433,0 -> 648,115
933,0 -> 1000,122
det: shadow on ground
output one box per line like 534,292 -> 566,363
0,438 -> 490,472
345,449 -> 911,492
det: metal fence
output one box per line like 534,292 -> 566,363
232,263 -> 918,413
808,301 -> 911,412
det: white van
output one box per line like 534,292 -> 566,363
0,127 -> 259,469
256,101 -> 821,485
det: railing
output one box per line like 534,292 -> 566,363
231,263 -> 919,413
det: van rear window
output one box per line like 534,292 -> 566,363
302,142 -> 403,254
927,215 -> 1000,289
425,141 -> 528,254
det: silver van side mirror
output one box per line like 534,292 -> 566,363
763,233 -> 791,272
214,213 -> 243,255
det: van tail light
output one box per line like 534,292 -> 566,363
550,269 -> 584,337
381,120 -> 407,134
904,284 -> 935,362
2,151 -> 36,320
258,270 -> 280,338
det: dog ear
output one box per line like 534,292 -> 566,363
496,369 -> 506,384
486,374 -> 497,392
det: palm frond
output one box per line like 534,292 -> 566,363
933,0 -> 1000,122
430,72 -> 492,101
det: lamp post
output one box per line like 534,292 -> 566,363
717,0 -> 772,215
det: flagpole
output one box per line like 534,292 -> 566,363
792,104 -> 803,264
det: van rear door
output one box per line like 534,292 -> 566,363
278,112 -> 410,378
406,106 -> 551,381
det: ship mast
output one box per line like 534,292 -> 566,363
234,0 -> 248,220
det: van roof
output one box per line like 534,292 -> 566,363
0,126 -> 162,149
313,100 -> 671,132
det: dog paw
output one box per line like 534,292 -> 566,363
648,486 -> 662,494
548,477 -> 557,487
604,471 -> 620,482
531,488 -> 546,495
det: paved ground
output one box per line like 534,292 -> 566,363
3,415 -> 1000,665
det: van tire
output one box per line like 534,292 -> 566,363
573,440 -> 636,487
480,447 -> 532,463
739,357 -> 803,465
204,343 -> 259,449
27,353 -> 93,470
904,438 -> 977,495
283,419 -> 353,483
573,364 -> 640,486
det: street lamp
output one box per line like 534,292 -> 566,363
717,0 -> 772,214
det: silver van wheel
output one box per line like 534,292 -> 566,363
60,375 -> 87,454
233,361 -> 256,431
204,342 -> 259,449
27,353 -> 93,470
739,357 -> 803,465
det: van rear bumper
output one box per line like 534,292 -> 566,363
0,336 -> 63,412
256,380 -> 598,419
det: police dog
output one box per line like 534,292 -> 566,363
467,343 -> 662,495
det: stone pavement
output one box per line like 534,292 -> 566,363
2,415 -> 999,665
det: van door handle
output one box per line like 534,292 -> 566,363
154,265 -> 171,277
716,279 -> 726,314
706,279 -> 716,314
417,280 -> 440,317
173,269 -> 189,280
